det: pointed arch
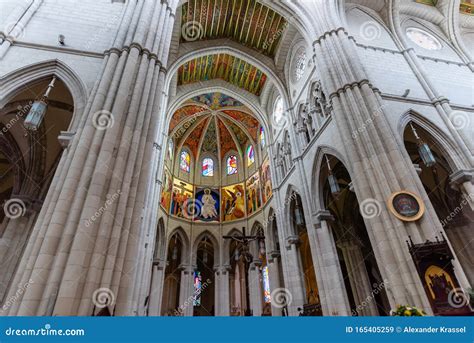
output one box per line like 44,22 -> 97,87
192,230 -> 220,267
398,110 -> 468,170
0,59 -> 88,131
167,227 -> 190,264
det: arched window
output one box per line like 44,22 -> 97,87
180,150 -> 191,173
227,155 -> 238,175
246,145 -> 255,166
202,158 -> 214,177
260,127 -> 265,148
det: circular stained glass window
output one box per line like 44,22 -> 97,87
406,28 -> 441,50
292,48 -> 307,82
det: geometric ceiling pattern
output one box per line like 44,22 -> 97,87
169,93 -> 262,161
177,53 -> 268,96
180,0 -> 287,57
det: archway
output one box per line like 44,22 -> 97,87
161,232 -> 185,316
403,122 -> 474,286
319,154 -> 390,316
0,76 -> 74,301
193,235 -> 216,316
289,192 -> 321,316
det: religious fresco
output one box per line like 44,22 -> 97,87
246,172 -> 262,215
180,0 -> 287,58
169,105 -> 207,132
222,110 -> 259,141
424,265 -> 455,303
160,168 -> 173,212
182,117 -> 209,157
260,158 -> 273,204
217,118 -> 238,159
195,187 -> 220,222
178,54 -> 268,96
170,178 -> 194,219
192,93 -> 243,110
201,119 -> 218,155
460,0 -> 473,14
221,118 -> 248,150
221,183 -> 246,222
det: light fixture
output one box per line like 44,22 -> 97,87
294,199 -> 305,227
234,248 -> 240,261
325,155 -> 340,195
410,123 -> 436,167
171,235 -> 178,261
24,76 -> 56,131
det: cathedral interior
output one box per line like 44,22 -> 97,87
0,0 -> 473,317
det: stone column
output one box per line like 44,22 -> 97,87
314,211 -> 351,316
147,259 -> 165,316
267,251 -> 282,316
178,265 -> 194,317
4,0 -> 180,316
217,265 -> 230,316
248,260 -> 263,316
283,236 -> 306,316
337,240 -> 378,316
451,170 -> 474,210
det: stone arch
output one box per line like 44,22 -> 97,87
0,59 -> 88,131
192,230 -> 220,267
166,227 -> 191,265
310,145 -> 349,213
154,218 -> 167,261
398,110 -> 467,171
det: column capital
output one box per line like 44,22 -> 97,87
285,235 -> 300,249
313,209 -> 334,224
450,169 -> 473,188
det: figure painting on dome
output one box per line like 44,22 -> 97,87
170,179 -> 194,218
195,188 -> 220,222
246,172 -> 262,215
160,168 -> 173,212
260,158 -> 272,204
221,183 -> 246,221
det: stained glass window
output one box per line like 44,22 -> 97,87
180,151 -> 190,173
202,158 -> 214,177
406,28 -> 441,50
247,146 -> 255,166
193,271 -> 202,306
262,266 -> 271,303
227,155 -> 238,175
260,127 -> 265,148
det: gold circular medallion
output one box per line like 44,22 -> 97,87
387,190 -> 425,222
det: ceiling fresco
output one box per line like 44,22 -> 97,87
180,0 -> 288,57
172,93 -> 260,161
177,53 -> 268,96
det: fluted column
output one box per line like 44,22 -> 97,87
178,265 -> 194,317
283,236 -> 306,316
314,212 -> 351,316
4,0 -> 179,316
248,260 -> 263,316
147,259 -> 166,316
267,251 -> 282,316
217,265 -> 230,316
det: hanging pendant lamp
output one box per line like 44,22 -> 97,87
24,76 -> 57,130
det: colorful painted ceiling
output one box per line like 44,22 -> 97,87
460,1 -> 473,14
170,93 -> 261,161
180,0 -> 287,57
177,53 -> 267,96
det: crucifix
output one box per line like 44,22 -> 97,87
223,227 -> 265,316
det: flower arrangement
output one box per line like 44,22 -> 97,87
391,305 -> 426,316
